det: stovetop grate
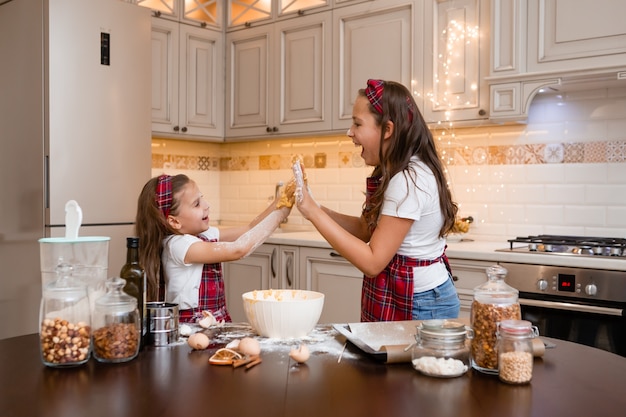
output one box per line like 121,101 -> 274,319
507,235 -> 626,256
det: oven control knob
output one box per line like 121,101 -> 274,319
585,283 -> 598,296
537,279 -> 549,291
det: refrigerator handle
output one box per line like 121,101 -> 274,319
44,155 -> 50,209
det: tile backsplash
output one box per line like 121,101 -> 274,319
152,86 -> 626,241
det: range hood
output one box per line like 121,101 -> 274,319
488,68 -> 626,124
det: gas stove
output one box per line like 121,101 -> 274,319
501,235 -> 626,258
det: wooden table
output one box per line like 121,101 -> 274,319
1,324 -> 625,417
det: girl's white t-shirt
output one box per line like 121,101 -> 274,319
162,227 -> 220,309
380,157 -> 448,292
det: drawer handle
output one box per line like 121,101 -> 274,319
329,252 -> 343,258
452,275 -> 459,282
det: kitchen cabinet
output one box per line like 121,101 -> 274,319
422,0 -> 490,124
332,0 -> 423,130
223,244 -> 298,322
151,18 -> 224,140
225,11 -> 332,139
488,0 -> 626,123
227,0 -> 330,29
299,247 -> 362,323
526,0 -> 626,74
138,0 -> 222,28
447,258 -> 491,318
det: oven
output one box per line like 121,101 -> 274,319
496,235 -> 626,357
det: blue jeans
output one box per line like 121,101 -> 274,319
411,276 -> 460,320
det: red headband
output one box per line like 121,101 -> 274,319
155,174 -> 173,218
364,79 -> 414,123
365,79 -> 384,115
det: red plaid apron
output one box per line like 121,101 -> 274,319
360,176 -> 451,322
179,234 -> 232,323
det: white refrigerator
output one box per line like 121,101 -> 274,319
0,0 -> 152,339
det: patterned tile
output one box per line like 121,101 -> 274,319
607,141 -> 626,162
564,143 -> 584,163
583,142 -> 606,163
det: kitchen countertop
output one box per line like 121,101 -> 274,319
267,230 -> 626,271
2,325 -> 626,417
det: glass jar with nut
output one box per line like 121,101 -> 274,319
39,263 -> 92,367
497,320 -> 538,384
470,265 -> 521,374
92,277 -> 140,363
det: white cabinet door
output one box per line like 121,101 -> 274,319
332,0 -> 423,130
151,18 -> 179,135
423,0 -> 489,123
225,12 -> 332,139
527,0 -> 626,73
447,258 -> 491,318
223,244 -> 274,322
300,247 -> 362,324
151,18 -> 224,140
225,24 -> 273,137
273,12 -> 333,135
179,24 -> 224,138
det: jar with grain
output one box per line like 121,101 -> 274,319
470,265 -> 521,374
39,263 -> 92,367
92,277 -> 140,363
497,320 -> 538,384
411,319 -> 473,378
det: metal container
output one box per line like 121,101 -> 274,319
146,302 -> 179,346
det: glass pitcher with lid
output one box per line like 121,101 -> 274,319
39,262 -> 92,367
92,277 -> 140,363
470,264 -> 521,374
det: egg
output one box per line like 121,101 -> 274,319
238,337 -> 261,357
187,332 -> 210,350
289,344 -> 310,363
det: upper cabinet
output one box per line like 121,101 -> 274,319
227,0 -> 330,29
151,18 -> 224,139
422,0 -> 490,124
138,0 -> 222,28
225,11 -> 332,139
527,0 -> 626,74
332,0 -> 424,130
488,0 -> 626,123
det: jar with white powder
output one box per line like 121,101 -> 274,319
411,320 -> 473,378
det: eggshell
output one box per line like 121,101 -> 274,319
188,332 -> 210,350
238,337 -> 261,357
289,344 -> 310,363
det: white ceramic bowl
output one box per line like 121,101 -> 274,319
242,289 -> 325,339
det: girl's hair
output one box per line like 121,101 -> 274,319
134,174 -> 191,301
359,80 -> 458,237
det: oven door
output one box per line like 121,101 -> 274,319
519,296 -> 626,357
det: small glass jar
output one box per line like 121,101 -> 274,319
92,277 -> 140,363
470,264 -> 521,374
411,319 -> 473,378
39,263 -> 92,367
497,320 -> 539,384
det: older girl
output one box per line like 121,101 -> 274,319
295,79 -> 460,321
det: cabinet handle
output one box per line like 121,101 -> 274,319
452,275 -> 459,282
271,248 -> 277,279
173,125 -> 179,132
478,109 -> 487,116
285,254 -> 293,287
266,127 -> 272,133
181,126 -> 187,133
272,126 -> 278,132
329,251 -> 343,258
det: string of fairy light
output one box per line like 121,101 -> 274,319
425,17 -> 480,167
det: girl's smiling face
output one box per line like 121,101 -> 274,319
167,180 -> 210,235
348,95 -> 392,166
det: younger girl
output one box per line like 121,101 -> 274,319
295,79 -> 460,322
136,174 -> 291,323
